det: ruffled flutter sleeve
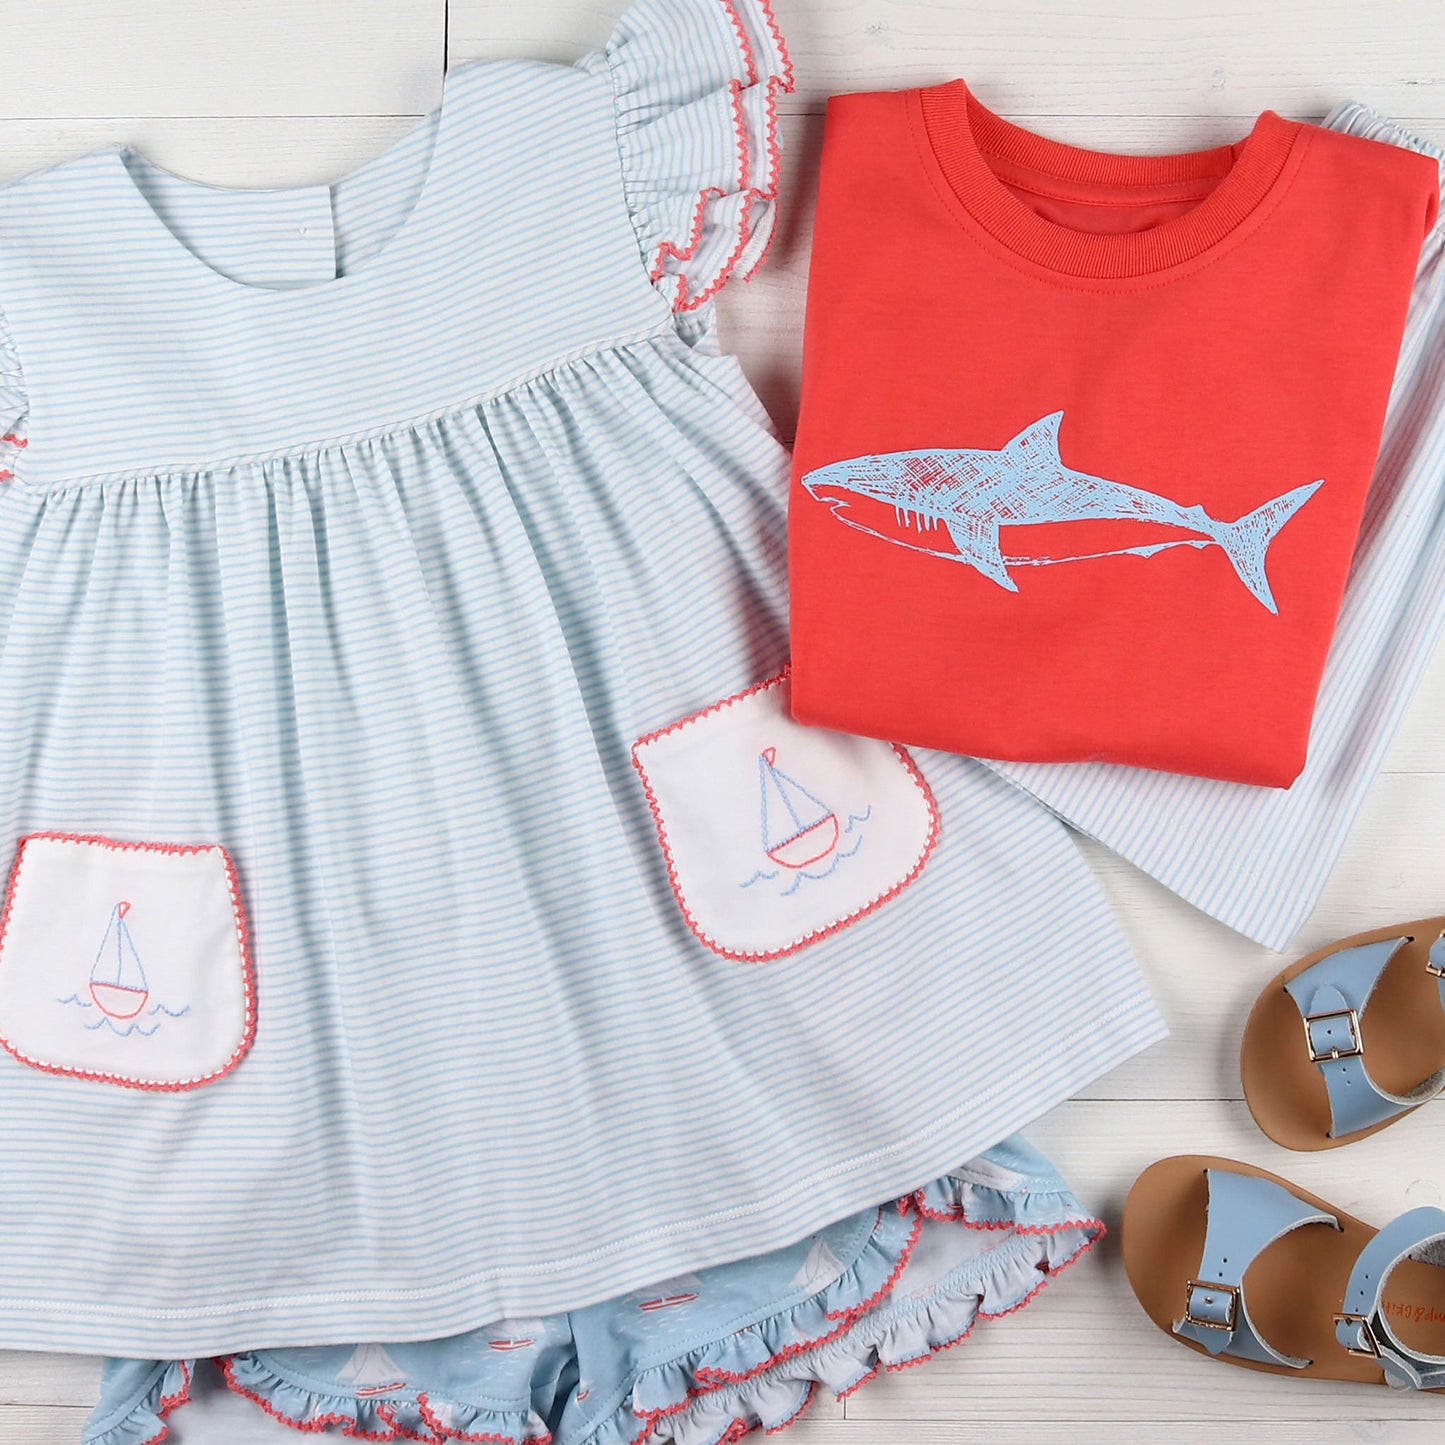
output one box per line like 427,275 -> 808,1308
0,313 -> 27,478
580,0 -> 794,313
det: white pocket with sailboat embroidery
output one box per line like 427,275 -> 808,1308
631,668 -> 940,961
0,833 -> 255,1089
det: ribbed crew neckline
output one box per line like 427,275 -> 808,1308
916,81 -> 1304,279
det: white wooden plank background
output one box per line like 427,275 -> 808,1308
1,1 -> 1444,1440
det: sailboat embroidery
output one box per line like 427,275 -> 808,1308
57,900 -> 189,1035
740,750 -> 869,895
760,747 -> 839,869
90,902 -> 148,1018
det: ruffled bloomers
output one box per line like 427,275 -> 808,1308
86,1136 -> 1099,1445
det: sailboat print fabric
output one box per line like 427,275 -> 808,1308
0,0 -> 1162,1354
86,1139 -> 1102,1445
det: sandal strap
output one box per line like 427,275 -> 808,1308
1173,1168 -> 1337,1368
1283,936 -> 1445,1139
1336,1206 -> 1445,1389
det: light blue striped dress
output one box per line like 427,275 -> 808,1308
989,103 -> 1445,952
0,0 -> 1161,1357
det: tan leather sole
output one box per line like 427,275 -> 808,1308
1239,916 -> 1445,1150
1123,1155 -> 1445,1387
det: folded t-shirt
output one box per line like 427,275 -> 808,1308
789,82 -> 1438,786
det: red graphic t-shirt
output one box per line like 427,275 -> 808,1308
789,84 -> 1438,786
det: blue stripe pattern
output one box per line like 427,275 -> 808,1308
0,0 -> 1162,1356
990,102 -> 1445,952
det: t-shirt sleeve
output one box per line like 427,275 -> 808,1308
578,0 -> 794,314
1417,154 -> 1440,237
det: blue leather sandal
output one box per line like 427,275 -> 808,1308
1124,1156 -> 1445,1389
1241,917 -> 1445,1149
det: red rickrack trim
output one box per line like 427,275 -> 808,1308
635,1384 -> 725,1422
416,1393 -> 552,1445
127,1360 -> 193,1445
823,1212 -> 921,1322
907,1186 -> 1104,1238
762,1380 -> 814,1435
881,1350 -> 937,1375
0,433 -> 26,483
715,0 -> 795,112
643,1290 -> 852,1419
661,1398 -> 780,1445
738,203 -> 782,286
754,0 -> 794,88
212,1207 -> 1098,1445
874,1289 -> 995,1379
631,665 -> 942,964
833,1364 -> 878,1402
0,831 -> 257,1091
221,1357 -> 386,1440
645,0 -> 795,311
632,663 -> 793,749
679,1210 -> 921,1396
219,1356 -> 440,1443
971,1218 -> 1103,1237
375,1403 -> 434,1443
977,1222 -> 1102,1320
632,1202 -> 1103,1439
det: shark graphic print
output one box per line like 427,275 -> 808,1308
801,411 -> 1321,614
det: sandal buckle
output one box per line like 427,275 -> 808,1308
1303,1007 -> 1362,1063
1334,1311 -> 1382,1358
1183,1279 -> 1239,1332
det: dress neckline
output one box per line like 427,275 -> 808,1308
912,81 -> 1305,282
101,67 -> 460,299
